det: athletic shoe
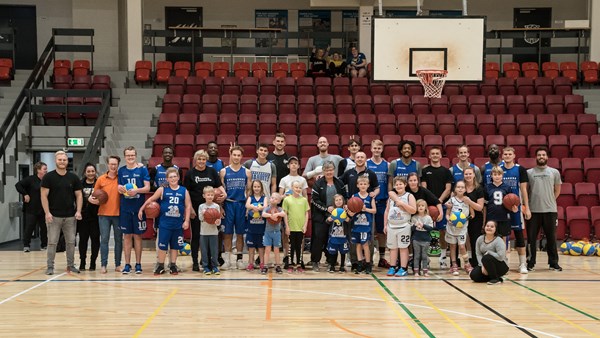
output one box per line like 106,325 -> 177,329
154,264 -> 165,275
212,267 -> 220,275
169,264 -> 179,275
549,264 -> 563,271
122,264 -> 132,274
439,259 -> 448,269
378,258 -> 390,268
338,267 -> 346,273
67,266 -> 80,274
203,268 -> 211,275
255,257 -> 261,267
519,264 -> 528,274
312,262 -> 320,272
364,263 -> 372,274
394,268 -> 408,277
287,267 -> 294,273
45,267 -> 54,275
527,263 -> 535,271
261,266 -> 268,275
135,263 -> 142,274
451,264 -> 459,276
221,260 -> 231,270
236,260 -> 245,270
275,266 -> 283,274
192,263 -> 200,272
89,263 -> 96,271
328,265 -> 335,273
423,269 -> 430,277
345,256 -> 352,267
351,263 -> 358,273
297,266 -> 304,273
355,262 -> 363,275
487,279 -> 501,285
386,267 -> 397,276
246,263 -> 254,271
23,247 -> 30,253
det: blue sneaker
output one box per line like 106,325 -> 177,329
395,268 -> 408,277
212,267 -> 220,275
203,268 -> 212,275
386,267 -> 397,276
122,264 -> 132,274
135,263 -> 142,274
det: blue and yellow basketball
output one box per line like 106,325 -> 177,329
595,243 -> 600,256
179,242 -> 191,256
582,243 -> 597,256
559,241 -> 571,255
569,242 -> 584,256
449,211 -> 468,228
330,208 -> 347,225
123,183 -> 138,195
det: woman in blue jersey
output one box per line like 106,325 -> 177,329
138,168 -> 191,275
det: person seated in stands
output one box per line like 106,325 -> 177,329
329,52 -> 347,78
347,46 -> 367,78
308,46 -> 329,78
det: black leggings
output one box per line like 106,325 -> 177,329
290,232 -> 304,265
310,221 -> 329,263
469,254 -> 509,282
467,217 -> 483,267
77,216 -> 100,264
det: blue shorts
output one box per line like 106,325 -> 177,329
157,227 -> 183,251
263,230 -> 282,247
327,240 -> 349,255
351,231 -> 371,245
435,204 -> 447,230
120,211 -> 147,235
509,205 -> 523,230
224,201 -> 247,235
375,200 -> 387,234
246,232 -> 264,248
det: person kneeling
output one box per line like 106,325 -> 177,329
469,220 -> 509,285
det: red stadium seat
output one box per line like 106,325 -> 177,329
219,113 -> 238,134
486,135 -> 505,148
338,114 -> 357,135
155,61 -> 172,84
465,135 -> 485,158
575,182 -> 598,209
430,96 -> 449,115
561,158 -> 583,184
290,62 -> 307,79
241,77 -> 259,95
213,61 -> 230,79
332,77 -> 349,96
423,135 -> 443,156
134,60 -> 152,85
373,95 -> 391,116
383,135 -> 401,158
178,114 -> 197,135
259,95 -> 277,115
526,95 -> 545,115
412,96 -> 430,116
584,158 -> 600,184
534,77 -> 553,95
527,135 -> 547,157
591,206 -> 600,239
556,206 -> 567,240
91,75 -> 111,90
157,113 -> 177,134
553,77 -> 573,96
498,77 -> 516,96
72,75 -> 91,89
351,77 -> 369,95
220,94 -> 238,114
503,62 -> 520,79
298,95 -> 315,115
278,95 -> 297,115
506,135 -> 527,159
556,114 -> 577,137
485,62 -> 500,79
392,95 -> 411,116
397,114 -> 417,135
259,77 -> 277,95
195,135 -> 214,150
522,62 -> 539,79
481,78 -> 498,97
53,75 -> 72,89
258,114 -> 277,135
449,95 -> 468,115
174,61 -> 191,79
545,95 -> 564,115
548,135 -> 568,159
279,114 -> 297,135
437,114 -> 456,137
557,183 -> 575,210
378,114 -> 396,136
239,114 -> 258,135
565,95 -> 585,115
496,114 -> 516,136
536,114 -> 557,136
354,95 -> 373,116
487,95 -> 506,115
442,83 -> 460,97
181,94 -> 201,115
335,95 -> 354,115
201,94 -> 219,115
566,206 -> 591,240
560,62 -> 578,84
462,83 -> 479,96
278,77 -> 295,95
444,135 -> 463,158
581,61 -> 599,85
185,76 -> 203,95
251,62 -> 268,79
592,135 -> 600,157
162,94 -> 181,114
238,134 -> 258,155
240,94 -> 258,115
318,114 -> 337,135
516,114 -> 536,137
542,62 -> 560,79
272,62 -> 288,79
299,113 -> 318,135
577,114 -> 599,136
456,114 -> 476,135
174,135 -> 195,158
417,114 -> 436,136
153,134 -> 174,157
370,82 -> 387,96
53,59 -> 71,76
476,114 -> 496,136
223,77 -> 241,95
0,58 -> 13,80
570,135 -> 591,159
194,62 -> 211,78
516,77 -> 535,96
167,76 -> 185,94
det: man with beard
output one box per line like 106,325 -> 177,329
267,133 -> 290,188
526,147 -> 561,272
206,141 -> 225,172
480,144 -> 503,186
303,136 -> 343,183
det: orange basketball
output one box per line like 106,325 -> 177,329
91,189 -> 108,205
267,215 -> 282,225
428,205 -> 440,221
503,193 -> 520,209
144,201 -> 161,219
203,208 -> 221,224
347,196 -> 364,213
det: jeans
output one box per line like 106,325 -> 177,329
47,217 -> 76,268
24,213 -> 46,248
413,240 -> 430,270
200,235 -> 218,270
99,216 -> 122,268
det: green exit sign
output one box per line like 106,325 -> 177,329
67,138 -> 85,147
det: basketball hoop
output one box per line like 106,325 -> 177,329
416,69 -> 448,98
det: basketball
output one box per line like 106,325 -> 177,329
449,211 -> 468,228
596,243 -> 600,256
502,193 -> 520,209
330,207 -> 347,224
203,208 -> 221,224
583,243 -> 597,256
92,189 -> 108,205
179,242 -> 191,256
267,215 -> 282,225
559,241 -> 571,255
347,197 -> 364,213
123,183 -> 138,197
144,201 -> 161,219
428,206 -> 440,221
569,242 -> 584,256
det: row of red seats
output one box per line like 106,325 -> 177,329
52,74 -> 111,90
0,58 -> 13,81
562,205 -> 600,240
159,93 -> 586,117
53,59 -> 91,77
486,61 -> 599,84
560,183 -> 600,209
41,96 -> 102,126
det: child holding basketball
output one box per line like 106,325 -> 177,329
383,176 -> 416,277
245,180 -> 267,273
282,181 -> 310,273
138,168 -> 191,275
325,194 -> 351,273
262,192 -> 286,274
198,186 -> 222,275
347,176 -> 377,274
445,180 -> 475,276
411,199 -> 434,276
484,166 -> 519,246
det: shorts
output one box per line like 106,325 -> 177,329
224,201 -> 247,235
495,220 -> 512,237
246,232 -> 265,248
445,232 -> 467,245
375,200 -> 387,234
327,240 -> 349,255
509,206 -> 524,230
157,227 -> 183,251
386,226 -> 412,249
351,231 -> 371,245
119,211 -> 147,235
435,204 -> 447,230
263,230 -> 282,247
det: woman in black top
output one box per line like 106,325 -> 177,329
463,166 -> 485,267
78,163 -> 100,270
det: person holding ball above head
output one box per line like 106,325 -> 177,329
118,146 -> 150,274
469,220 -> 509,285
138,168 -> 191,275
445,180 -> 474,276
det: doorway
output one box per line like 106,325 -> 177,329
513,8 -> 552,64
0,5 -> 38,69
164,7 -> 203,63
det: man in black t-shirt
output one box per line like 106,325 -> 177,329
40,151 -> 83,275
15,161 -> 48,252
267,133 -> 290,188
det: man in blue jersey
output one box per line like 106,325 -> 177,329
118,146 -> 150,274
450,145 -> 482,184
206,141 -> 225,172
501,147 -> 531,274
480,144 -> 502,186
367,139 -> 390,267
219,145 -> 252,270
387,140 -> 422,192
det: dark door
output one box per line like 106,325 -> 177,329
164,7 -> 202,63
513,8 -> 552,64
0,5 -> 37,69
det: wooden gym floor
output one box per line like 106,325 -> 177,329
1,249 -> 599,337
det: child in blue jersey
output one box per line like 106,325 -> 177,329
347,176 -> 376,274
262,192 -> 286,274
326,194 -> 351,273
118,146 -> 151,274
384,177 -> 416,277
411,200 -> 434,276
245,180 -> 267,273
484,166 -> 519,238
198,186 -> 222,275
138,168 -> 191,275
445,180 -> 474,276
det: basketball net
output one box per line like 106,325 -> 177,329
416,69 -> 448,98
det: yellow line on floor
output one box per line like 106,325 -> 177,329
132,288 -> 179,338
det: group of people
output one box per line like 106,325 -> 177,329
16,134 -> 562,283
308,46 -> 367,78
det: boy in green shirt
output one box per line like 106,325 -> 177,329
282,181 -> 310,273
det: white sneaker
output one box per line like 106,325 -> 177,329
373,250 -> 379,262
439,259 -> 448,269
221,259 -> 231,270
236,260 -> 245,270
345,256 -> 352,267
519,263 -> 528,274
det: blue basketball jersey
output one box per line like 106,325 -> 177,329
367,158 -> 389,200
154,164 -> 179,189
482,161 -> 503,186
485,183 -> 511,222
206,158 -> 224,172
451,163 -> 476,183
394,159 -> 418,179
501,163 -> 521,196
224,166 -> 247,202
118,166 -> 150,212
247,195 -> 266,234
329,220 -> 348,244
159,186 -> 187,229
352,193 -> 373,233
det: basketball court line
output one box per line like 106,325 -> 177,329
132,288 -> 178,338
329,319 -> 373,338
375,287 -> 425,337
0,272 -> 65,306
0,265 -> 46,287
409,286 -> 472,338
